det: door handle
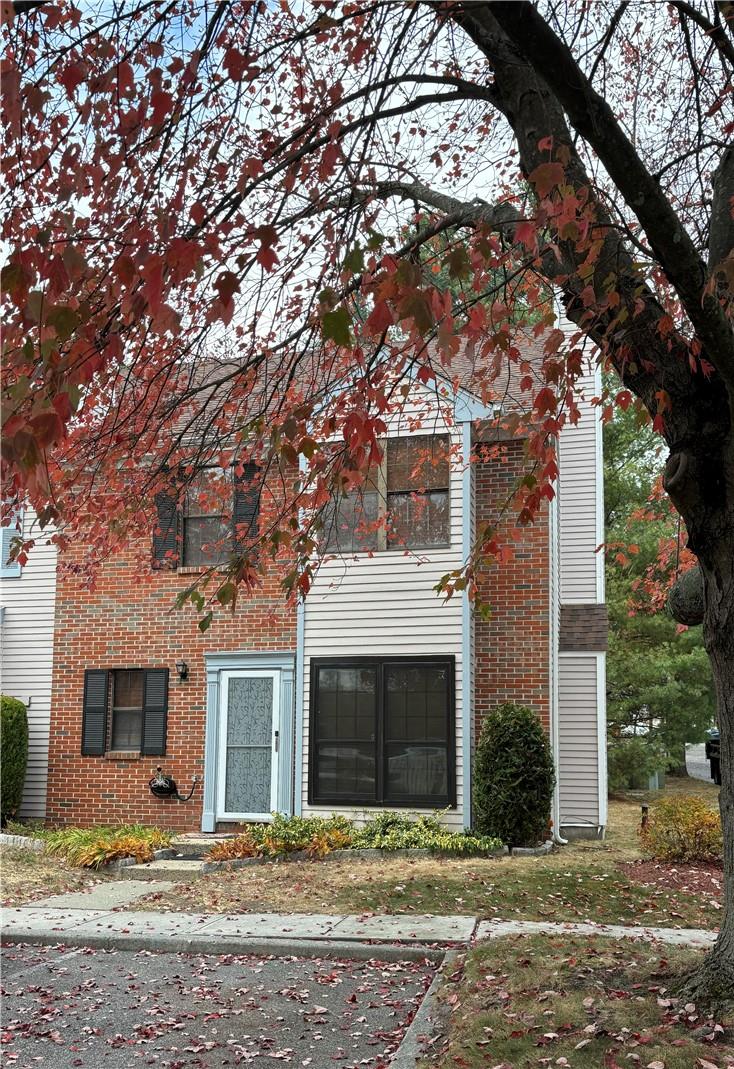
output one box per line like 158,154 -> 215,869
274,730 -> 279,752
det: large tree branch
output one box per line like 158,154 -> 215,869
710,144 -> 734,268
480,1 -> 734,396
438,2 -> 731,540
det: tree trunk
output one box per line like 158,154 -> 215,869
683,540 -> 734,1007
667,742 -> 689,779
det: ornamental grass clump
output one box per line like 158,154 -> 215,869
44,824 -> 172,868
640,795 -> 722,864
472,703 -> 555,847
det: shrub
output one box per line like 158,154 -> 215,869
206,814 -> 353,861
205,811 -> 502,861
640,795 -> 722,864
1,695 -> 29,823
353,811 -> 502,855
607,736 -> 667,792
473,703 -> 555,847
44,824 -> 172,868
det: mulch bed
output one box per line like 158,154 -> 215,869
620,858 -> 723,911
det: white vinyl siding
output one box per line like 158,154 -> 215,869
302,394 -> 465,828
558,364 -> 603,603
0,510 -> 56,818
558,653 -> 602,829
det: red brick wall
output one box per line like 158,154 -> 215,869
46,541 -> 295,831
474,443 -> 551,741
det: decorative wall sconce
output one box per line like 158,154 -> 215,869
175,660 -> 189,682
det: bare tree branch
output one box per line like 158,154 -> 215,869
480,2 -> 734,395
672,0 -> 734,68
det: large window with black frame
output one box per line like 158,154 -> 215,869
309,656 -> 455,808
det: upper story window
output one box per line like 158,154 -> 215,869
152,463 -> 259,571
182,468 -> 232,567
325,434 -> 450,553
386,435 -> 450,548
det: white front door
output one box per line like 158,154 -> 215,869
217,670 -> 280,821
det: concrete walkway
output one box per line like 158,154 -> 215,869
1,901 -> 717,958
31,878 -> 176,909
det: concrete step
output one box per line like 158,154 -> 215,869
120,859 -> 206,881
170,834 -> 236,859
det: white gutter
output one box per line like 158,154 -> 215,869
549,448 -> 567,845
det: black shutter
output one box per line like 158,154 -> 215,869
233,463 -> 260,551
82,670 -> 109,755
141,668 -> 169,755
152,486 -> 180,569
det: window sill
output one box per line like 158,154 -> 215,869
322,542 -> 452,559
177,565 -> 228,576
105,751 -> 141,761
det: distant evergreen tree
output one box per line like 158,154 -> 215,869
604,375 -> 715,781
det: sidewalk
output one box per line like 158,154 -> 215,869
1,901 -> 717,959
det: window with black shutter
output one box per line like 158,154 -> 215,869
309,656 -> 455,807
182,467 -> 231,567
153,465 -> 260,569
82,667 -> 169,756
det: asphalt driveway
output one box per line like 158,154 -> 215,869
686,742 -> 713,783
1,942 -> 435,1068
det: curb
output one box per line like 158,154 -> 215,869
0,927 -> 446,963
390,949 -> 457,1067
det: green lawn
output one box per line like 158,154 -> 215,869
422,933 -> 733,1067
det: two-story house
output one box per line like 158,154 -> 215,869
42,330 -> 607,839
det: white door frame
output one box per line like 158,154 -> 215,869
216,668 -> 280,822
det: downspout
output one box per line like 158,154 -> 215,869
549,458 -> 567,845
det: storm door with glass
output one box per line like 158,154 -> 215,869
217,670 -> 280,820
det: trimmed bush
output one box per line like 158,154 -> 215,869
1,695 -> 29,823
640,795 -> 722,864
473,703 -> 555,847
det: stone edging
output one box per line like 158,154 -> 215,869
1,834 -> 552,870
0,833 -> 45,852
199,842 -> 553,873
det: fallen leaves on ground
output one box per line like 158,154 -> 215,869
1,943 -> 435,1066
424,933 -> 734,1069
620,860 -> 723,912
0,847 -> 108,906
